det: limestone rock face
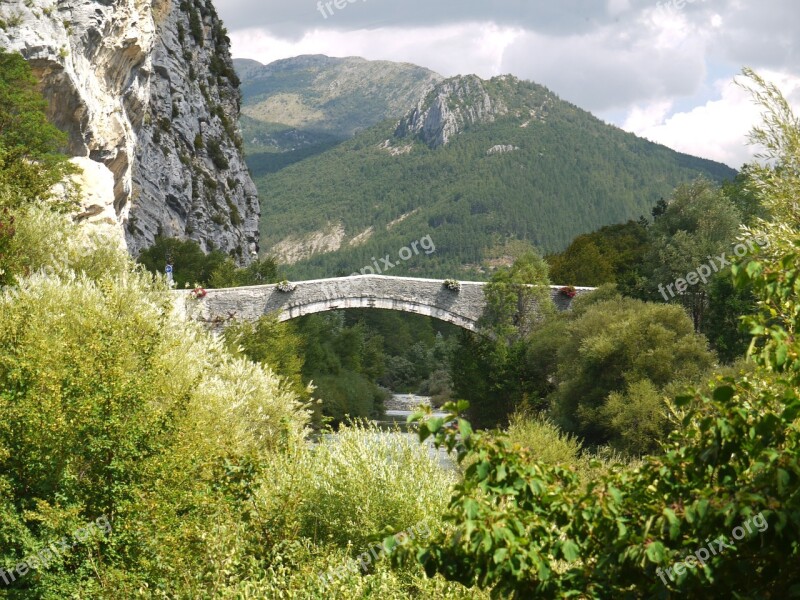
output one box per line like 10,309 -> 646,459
395,75 -> 508,149
487,144 -> 519,155
0,0 -> 259,261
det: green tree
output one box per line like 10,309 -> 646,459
722,165 -> 766,224
453,250 -> 555,427
548,220 -> 650,293
0,50 -> 75,206
480,250 -> 553,342
701,273 -> 756,363
137,236 -> 228,287
547,236 -> 613,286
296,313 -> 389,424
223,315 -> 310,403
645,179 -> 741,330
208,255 -> 280,287
550,292 -> 714,448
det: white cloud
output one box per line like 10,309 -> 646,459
217,0 -> 800,166
622,101 -> 674,132
620,71 -> 800,168
229,23 -> 525,79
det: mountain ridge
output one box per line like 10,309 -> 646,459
243,66 -> 737,277
235,55 -> 443,155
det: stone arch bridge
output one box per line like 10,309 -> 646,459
178,275 -> 595,332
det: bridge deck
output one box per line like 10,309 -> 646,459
174,275 -> 595,331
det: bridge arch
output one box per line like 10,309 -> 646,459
177,275 -> 594,332
278,295 -> 481,331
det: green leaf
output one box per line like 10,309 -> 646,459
464,499 -> 479,519
662,508 -> 681,539
560,539 -> 580,562
496,464 -> 507,482
713,386 -> 735,402
493,548 -> 508,564
427,417 -> 445,434
646,541 -> 666,563
775,344 -> 788,367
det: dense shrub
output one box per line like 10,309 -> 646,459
550,293 -> 715,451
137,235 -> 228,287
0,207 -> 309,597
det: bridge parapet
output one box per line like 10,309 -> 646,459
174,275 -> 595,332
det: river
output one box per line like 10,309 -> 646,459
374,394 -> 453,468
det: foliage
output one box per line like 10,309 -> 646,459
547,183 -> 761,362
701,272 -> 757,363
722,166 -> 767,224
0,207 -> 310,598
137,235 -> 228,287
547,220 -> 650,291
223,314 -> 311,407
505,409 -> 637,485
392,69 -> 800,599
601,379 -> 670,456
452,253 -> 555,427
188,6 -> 204,46
291,422 -> 453,550
643,178 -> 742,330
480,250 -> 554,342
0,206 -> 15,287
550,293 -> 715,450
443,278 -> 461,291
295,314 -> 388,423
11,203 -> 132,283
450,251 -> 556,427
0,50 -> 76,207
207,138 -> 229,170
208,255 -> 280,288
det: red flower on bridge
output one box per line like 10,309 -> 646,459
559,286 -> 577,298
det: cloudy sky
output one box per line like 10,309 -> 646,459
214,0 -> 799,168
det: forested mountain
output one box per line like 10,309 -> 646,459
234,55 -> 442,161
247,72 -> 737,278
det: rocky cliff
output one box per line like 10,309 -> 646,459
394,75 -> 508,149
0,0 -> 258,260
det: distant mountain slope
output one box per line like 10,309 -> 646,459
251,73 -> 737,279
234,55 -> 442,158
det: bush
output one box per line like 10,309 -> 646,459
601,379 -> 670,456
0,207 -> 309,596
207,138 -> 229,170
273,422 -> 454,552
550,294 -> 715,450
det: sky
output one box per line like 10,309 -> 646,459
214,0 -> 800,169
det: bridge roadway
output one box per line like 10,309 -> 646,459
175,275 -> 595,332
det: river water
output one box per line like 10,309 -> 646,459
378,393 -> 448,428
373,394 -> 453,468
